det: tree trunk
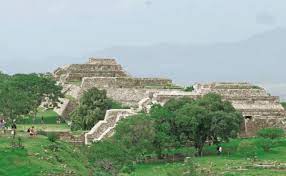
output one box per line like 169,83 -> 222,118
33,109 -> 38,125
197,143 -> 205,157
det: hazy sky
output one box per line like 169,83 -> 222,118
0,0 -> 286,73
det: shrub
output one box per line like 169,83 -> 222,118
163,147 -> 196,159
107,99 -> 130,109
47,143 -> 60,152
120,164 -> 135,174
88,139 -> 132,175
254,138 -> 273,152
237,140 -> 259,159
256,128 -> 285,139
184,86 -> 194,92
281,102 -> 286,109
47,132 -> 59,142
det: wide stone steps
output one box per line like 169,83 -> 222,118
85,109 -> 136,144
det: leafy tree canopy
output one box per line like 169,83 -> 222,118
150,93 -> 243,156
70,88 -> 121,131
0,73 -> 63,123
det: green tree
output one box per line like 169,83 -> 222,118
149,97 -> 195,157
150,94 -> 243,156
70,88 -> 112,130
10,74 -> 63,122
0,73 -> 63,124
176,94 -> 243,156
114,114 -> 155,161
0,82 -> 33,122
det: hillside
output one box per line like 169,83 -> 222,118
0,135 -> 90,176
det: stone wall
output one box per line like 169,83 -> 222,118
80,77 -> 176,106
81,77 -> 172,89
151,84 -> 286,137
87,58 -> 118,65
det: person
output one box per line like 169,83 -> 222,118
2,119 -> 6,134
217,146 -> 223,155
41,116 -> 44,124
11,121 -> 17,138
57,116 -> 61,124
29,126 -> 36,137
0,119 -> 3,129
216,146 -> 220,155
0,119 -> 4,134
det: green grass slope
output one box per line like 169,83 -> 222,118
132,139 -> 286,176
0,134 -> 90,176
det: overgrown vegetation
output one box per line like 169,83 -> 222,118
70,87 -> 128,131
0,73 -> 63,124
257,128 -> 285,139
281,102 -> 286,109
0,134 -> 90,176
87,94 -> 243,175
184,85 -> 194,92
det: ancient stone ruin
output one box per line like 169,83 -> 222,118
53,58 -> 286,144
54,58 -> 130,82
54,57 -> 175,107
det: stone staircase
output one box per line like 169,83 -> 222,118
84,97 -> 153,144
85,109 -> 136,144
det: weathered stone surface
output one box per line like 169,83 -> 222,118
53,57 -> 130,82
81,77 -> 172,89
80,77 -> 174,106
194,83 -> 286,137
53,59 -> 286,143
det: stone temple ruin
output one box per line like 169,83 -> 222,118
53,58 -> 286,144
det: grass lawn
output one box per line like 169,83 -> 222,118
131,139 -> 286,176
17,124 -> 70,132
0,133 -> 90,176
18,109 -> 59,124
15,109 -> 71,132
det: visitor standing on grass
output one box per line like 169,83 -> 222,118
217,145 -> 223,155
41,116 -> 44,124
0,119 -> 3,129
11,121 -> 17,138
0,119 -> 5,134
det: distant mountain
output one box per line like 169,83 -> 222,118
2,28 -> 286,99
97,28 -> 286,85
97,28 -> 286,99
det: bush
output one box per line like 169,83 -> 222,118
254,138 -> 273,152
47,132 -> 59,143
107,99 -> 130,109
184,86 -> 194,92
256,128 -> 285,139
88,139 -> 132,175
120,164 -> 135,174
237,140 -> 259,159
163,147 -> 196,159
281,102 -> 286,109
